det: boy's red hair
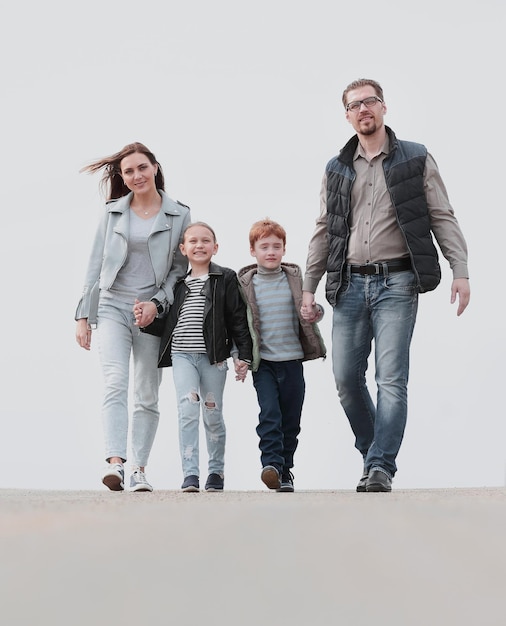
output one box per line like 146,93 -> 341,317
249,218 -> 286,248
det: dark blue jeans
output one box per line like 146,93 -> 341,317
252,359 -> 305,472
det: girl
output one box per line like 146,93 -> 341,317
141,222 -> 252,491
75,142 -> 190,492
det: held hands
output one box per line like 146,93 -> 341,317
234,358 -> 249,383
76,318 -> 92,350
451,278 -> 471,316
300,291 -> 322,323
133,298 -> 158,328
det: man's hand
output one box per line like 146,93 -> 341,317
301,291 -> 318,322
451,278 -> 470,316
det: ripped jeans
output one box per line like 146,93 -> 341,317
171,352 -> 228,478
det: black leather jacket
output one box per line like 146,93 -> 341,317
144,262 -> 252,368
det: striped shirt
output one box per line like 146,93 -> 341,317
171,276 -> 207,353
253,268 -> 303,362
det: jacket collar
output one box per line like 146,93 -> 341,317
176,262 -> 224,285
106,190 -> 184,216
107,190 -> 183,235
238,262 -> 300,285
338,125 -> 397,167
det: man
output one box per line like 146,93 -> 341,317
301,78 -> 470,492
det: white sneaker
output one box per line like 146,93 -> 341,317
102,463 -> 124,491
130,467 -> 153,492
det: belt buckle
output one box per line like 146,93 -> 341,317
364,263 -> 381,275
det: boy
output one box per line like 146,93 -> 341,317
238,219 -> 326,492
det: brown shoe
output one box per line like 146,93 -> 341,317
261,465 -> 281,490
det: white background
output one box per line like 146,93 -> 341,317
0,0 -> 503,491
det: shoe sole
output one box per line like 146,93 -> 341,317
356,484 -> 367,493
205,487 -> 224,491
261,466 -> 280,490
182,486 -> 199,492
276,485 -> 294,492
102,475 -> 124,491
130,485 -> 153,493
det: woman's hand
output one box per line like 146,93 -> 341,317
76,318 -> 92,350
133,299 -> 158,328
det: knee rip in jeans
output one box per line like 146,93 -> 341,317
183,445 -> 193,460
184,389 -> 200,403
204,392 -> 218,411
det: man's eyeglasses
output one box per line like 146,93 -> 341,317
345,96 -> 383,113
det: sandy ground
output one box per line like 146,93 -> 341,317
1,487 -> 505,626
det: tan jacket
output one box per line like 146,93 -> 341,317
237,262 -> 326,372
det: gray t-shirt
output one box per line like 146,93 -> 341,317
109,210 -> 157,304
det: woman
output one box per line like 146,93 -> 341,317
75,142 -> 191,492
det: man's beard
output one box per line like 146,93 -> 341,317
358,120 -> 378,136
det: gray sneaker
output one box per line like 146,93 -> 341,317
129,467 -> 153,492
102,463 -> 124,491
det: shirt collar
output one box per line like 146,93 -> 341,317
354,135 -> 390,161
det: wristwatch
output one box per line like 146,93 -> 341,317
151,299 -> 164,315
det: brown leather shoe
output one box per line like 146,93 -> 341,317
261,465 -> 281,490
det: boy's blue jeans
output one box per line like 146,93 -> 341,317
331,269 -> 418,478
252,359 -> 305,473
171,353 -> 228,478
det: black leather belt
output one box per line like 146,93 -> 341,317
347,259 -> 412,275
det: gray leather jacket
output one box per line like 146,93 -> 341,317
75,191 -> 190,325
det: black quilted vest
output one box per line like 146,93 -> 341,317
325,126 -> 441,306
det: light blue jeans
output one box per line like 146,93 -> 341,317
332,269 -> 418,478
97,297 -> 162,467
171,352 -> 228,478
